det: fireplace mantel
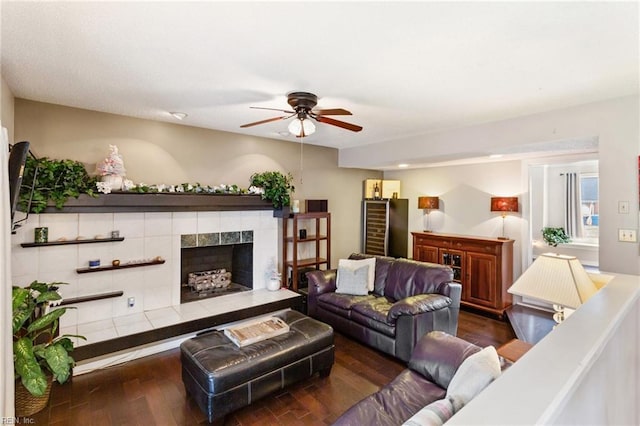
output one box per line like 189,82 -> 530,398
34,193 -> 274,213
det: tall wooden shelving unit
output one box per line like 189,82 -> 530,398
282,212 -> 331,291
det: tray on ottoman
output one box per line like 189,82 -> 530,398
180,310 -> 334,424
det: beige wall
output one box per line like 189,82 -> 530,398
385,160 -> 525,278
0,75 -> 14,141
14,99 -> 381,266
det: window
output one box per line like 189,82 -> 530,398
579,173 -> 599,242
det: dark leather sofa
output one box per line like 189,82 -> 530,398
307,253 -> 461,362
333,331 -> 488,425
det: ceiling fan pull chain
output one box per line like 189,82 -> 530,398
299,135 -> 304,185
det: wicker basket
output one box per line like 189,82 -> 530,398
15,376 -> 52,417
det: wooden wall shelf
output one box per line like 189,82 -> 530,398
59,291 -> 124,306
21,237 -> 124,248
29,193 -> 273,214
76,259 -> 165,274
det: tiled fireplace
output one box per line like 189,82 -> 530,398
11,210 -> 280,330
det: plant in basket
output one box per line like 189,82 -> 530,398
12,281 -> 85,415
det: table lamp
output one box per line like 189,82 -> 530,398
508,253 -> 602,324
491,196 -> 518,240
418,196 -> 439,232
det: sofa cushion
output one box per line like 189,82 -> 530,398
336,261 -> 370,295
350,310 -> 396,337
352,297 -> 394,325
317,293 -> 375,319
387,294 -> 452,321
402,398 -> 454,426
408,331 -> 480,389
351,297 -> 396,337
445,345 -> 501,412
384,259 -> 453,301
337,257 -> 376,292
348,253 -> 396,296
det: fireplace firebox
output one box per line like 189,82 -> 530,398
181,243 -> 253,303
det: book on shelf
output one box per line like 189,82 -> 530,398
223,316 -> 290,347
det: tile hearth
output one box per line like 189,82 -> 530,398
66,289 -> 302,364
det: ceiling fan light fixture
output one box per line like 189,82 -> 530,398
170,112 -> 188,120
288,117 -> 316,137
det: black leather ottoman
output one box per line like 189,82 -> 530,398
180,310 -> 334,424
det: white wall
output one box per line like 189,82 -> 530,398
376,96 -> 639,275
529,158 -> 599,265
0,122 -> 15,418
1,68 -> 17,417
447,273 -> 640,426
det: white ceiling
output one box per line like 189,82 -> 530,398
1,1 -> 638,166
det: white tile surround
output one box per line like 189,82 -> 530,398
11,210 -> 282,345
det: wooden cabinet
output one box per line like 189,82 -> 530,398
412,232 -> 514,317
282,212 -> 331,291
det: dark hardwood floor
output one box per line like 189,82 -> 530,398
30,310 -> 515,425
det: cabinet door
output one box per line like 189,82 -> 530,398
440,249 -> 465,284
415,245 -> 439,263
465,252 -> 498,308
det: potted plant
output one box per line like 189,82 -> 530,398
542,227 -> 571,247
250,171 -> 295,213
13,281 -> 85,416
19,156 -> 98,213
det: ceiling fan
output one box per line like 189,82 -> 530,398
240,92 -> 363,137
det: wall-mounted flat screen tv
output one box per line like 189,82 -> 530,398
8,141 -> 30,225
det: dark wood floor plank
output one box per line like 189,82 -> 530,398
29,310 -> 514,425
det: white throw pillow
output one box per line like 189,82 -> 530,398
445,345 -> 501,412
402,398 -> 454,426
337,258 -> 376,291
336,263 -> 370,296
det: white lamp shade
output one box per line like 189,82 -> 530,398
508,253 -> 598,309
288,118 -> 316,137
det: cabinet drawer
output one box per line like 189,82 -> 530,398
453,240 -> 501,254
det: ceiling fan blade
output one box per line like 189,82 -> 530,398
315,115 -> 363,132
314,108 -> 352,116
250,106 -> 295,114
240,116 -> 288,128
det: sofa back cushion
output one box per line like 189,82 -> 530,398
384,259 -> 454,301
348,253 -> 395,296
408,331 -> 480,390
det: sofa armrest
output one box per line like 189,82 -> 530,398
306,269 -> 337,317
443,282 -> 462,309
388,294 -> 452,321
408,331 -> 481,390
307,269 -> 337,295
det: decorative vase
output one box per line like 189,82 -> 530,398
267,276 -> 281,291
14,376 -> 53,417
101,175 -> 123,191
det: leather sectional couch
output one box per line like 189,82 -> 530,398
333,331 -> 503,425
307,253 -> 461,362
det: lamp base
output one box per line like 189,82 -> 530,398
497,236 -> 510,240
552,305 -> 576,325
423,229 -> 434,233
